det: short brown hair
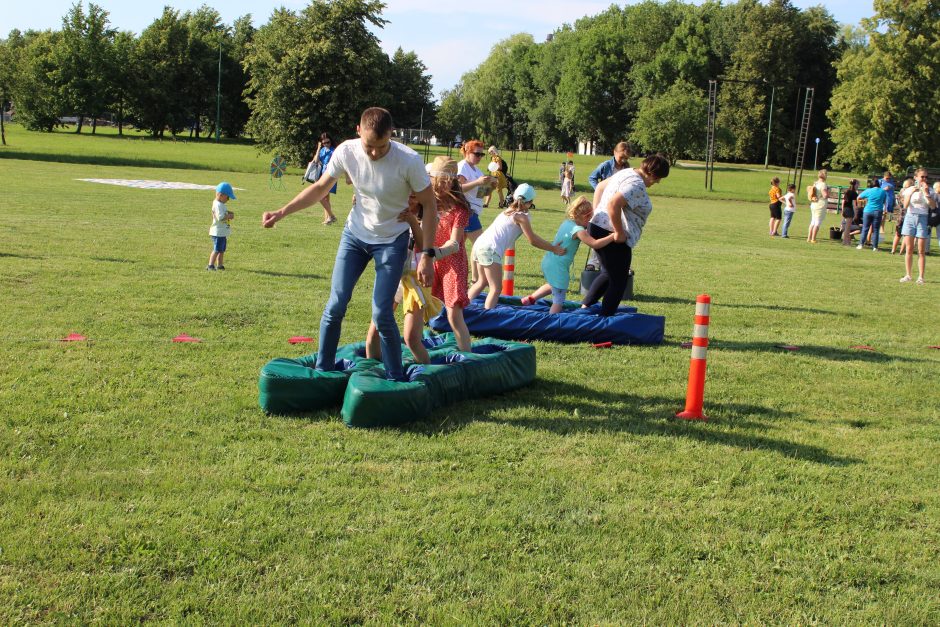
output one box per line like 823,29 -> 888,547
640,153 -> 670,180
614,141 -> 630,156
360,107 -> 393,136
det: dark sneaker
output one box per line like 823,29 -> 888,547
207,265 -> 216,271
218,265 -> 225,271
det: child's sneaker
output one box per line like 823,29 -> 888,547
217,265 -> 225,271
207,264 -> 216,271
900,275 -> 911,283
916,277 -> 925,285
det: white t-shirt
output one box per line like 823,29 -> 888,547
457,159 -> 487,216
782,191 -> 796,212
902,186 -> 937,216
811,180 -> 828,211
208,199 -> 231,237
474,210 -> 524,255
325,139 -> 430,244
590,168 -> 653,249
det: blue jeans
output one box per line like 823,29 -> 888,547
781,211 -> 795,237
317,227 -> 410,380
860,211 -> 882,248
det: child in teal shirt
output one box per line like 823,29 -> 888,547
521,196 -> 615,313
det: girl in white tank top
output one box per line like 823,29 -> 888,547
467,184 -> 566,309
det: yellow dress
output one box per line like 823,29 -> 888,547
399,269 -> 444,323
490,156 -> 508,191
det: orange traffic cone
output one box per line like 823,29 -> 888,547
676,294 -> 711,421
502,248 -> 515,296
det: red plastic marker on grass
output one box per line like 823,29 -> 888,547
778,344 -> 800,351
851,345 -> 875,351
288,336 -> 314,344
593,341 -> 613,349
172,334 -> 201,343
929,346 -> 940,350
61,333 -> 87,342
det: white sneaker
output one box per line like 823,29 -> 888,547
916,277 -> 925,285
871,248 -> 879,252
900,275 -> 911,283
856,244 -> 863,250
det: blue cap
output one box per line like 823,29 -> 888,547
513,183 -> 536,202
216,182 -> 236,200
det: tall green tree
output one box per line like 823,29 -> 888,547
631,80 -> 707,164
245,0 -> 389,164
56,2 -> 115,133
130,7 -> 191,137
829,0 -> 940,170
0,32 -> 21,144
383,48 -> 434,130
106,30 -> 136,135
183,5 -> 226,138
11,30 -> 62,132
432,83 -> 474,144
219,15 -> 254,138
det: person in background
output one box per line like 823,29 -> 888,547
483,146 -> 508,209
841,179 -> 859,246
780,183 -> 797,238
586,142 -> 631,269
560,167 -> 574,205
899,168 -> 938,284
878,171 -> 895,236
856,178 -> 887,251
806,169 -> 829,244
305,132 -> 338,225
768,176 -> 783,237
457,140 -> 496,283
890,178 -> 914,254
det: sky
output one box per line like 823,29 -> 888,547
2,0 -> 875,99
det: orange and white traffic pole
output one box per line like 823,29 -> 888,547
676,294 -> 711,421
502,248 -> 515,296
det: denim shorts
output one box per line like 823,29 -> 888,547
212,236 -> 227,252
901,212 -> 929,239
472,244 -> 501,267
466,212 -> 483,233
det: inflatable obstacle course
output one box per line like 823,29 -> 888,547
429,294 -> 665,345
258,333 -> 536,427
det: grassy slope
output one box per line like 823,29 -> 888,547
0,127 -> 937,623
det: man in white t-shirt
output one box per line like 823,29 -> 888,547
263,107 -> 437,381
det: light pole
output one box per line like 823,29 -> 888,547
813,137 -> 820,170
215,40 -> 222,143
764,83 -> 775,169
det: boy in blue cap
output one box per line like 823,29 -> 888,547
208,182 -> 236,270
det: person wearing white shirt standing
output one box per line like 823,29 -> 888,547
457,139 -> 496,283
207,182 -> 236,271
899,168 -> 938,284
262,108 -> 438,381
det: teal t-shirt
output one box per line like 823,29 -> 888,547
858,187 -> 887,214
541,219 -> 585,289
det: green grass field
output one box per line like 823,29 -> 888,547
1,125 -> 938,623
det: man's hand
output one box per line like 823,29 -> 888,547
416,254 -> 434,288
261,210 -> 281,228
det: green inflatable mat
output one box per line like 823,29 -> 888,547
341,337 -> 536,428
258,334 -> 466,415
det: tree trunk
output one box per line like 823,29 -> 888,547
1,97 -> 6,146
92,116 -> 98,135
76,115 -> 84,133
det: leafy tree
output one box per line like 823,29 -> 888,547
383,47 -> 434,130
183,5 -> 226,138
829,0 -> 940,170
245,0 -> 389,164
106,30 -> 136,135
219,15 -> 254,138
432,83 -> 474,144
11,30 -> 62,132
631,80 -> 707,164
0,32 -> 21,144
56,2 -> 116,133
130,7 -> 191,137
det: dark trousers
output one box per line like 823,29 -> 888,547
582,223 -> 633,316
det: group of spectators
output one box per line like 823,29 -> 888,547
768,168 -> 939,284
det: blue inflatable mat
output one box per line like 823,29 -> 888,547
429,294 -> 664,345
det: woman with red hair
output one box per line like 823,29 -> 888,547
457,139 -> 496,282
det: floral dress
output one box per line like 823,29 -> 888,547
432,198 -> 471,309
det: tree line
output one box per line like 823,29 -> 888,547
0,0 -> 434,165
1,0 -> 937,172
433,0 -> 940,172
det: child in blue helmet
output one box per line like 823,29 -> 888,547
208,182 -> 236,270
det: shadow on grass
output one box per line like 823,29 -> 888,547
0,251 -> 44,260
0,150 -> 255,173
408,379 -> 858,466
708,339 -> 928,364
245,269 -> 324,280
633,293 -> 852,317
91,256 -> 136,264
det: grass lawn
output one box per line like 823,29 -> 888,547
0,127 -> 938,623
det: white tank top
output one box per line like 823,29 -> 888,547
476,211 -> 523,255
